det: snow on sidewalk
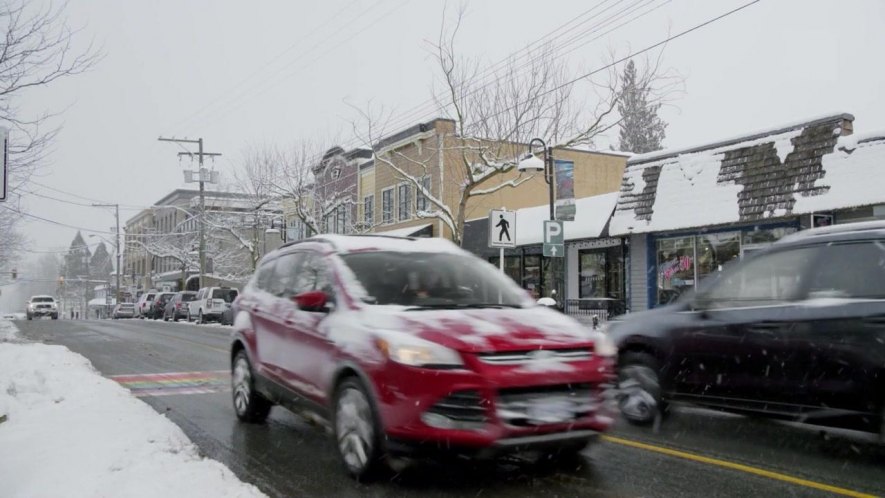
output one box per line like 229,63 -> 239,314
0,319 -> 266,498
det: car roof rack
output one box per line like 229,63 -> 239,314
777,220 -> 885,244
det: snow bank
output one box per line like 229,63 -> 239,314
0,321 -> 266,498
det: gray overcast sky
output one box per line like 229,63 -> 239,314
15,0 -> 885,254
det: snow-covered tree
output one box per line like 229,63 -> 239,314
89,242 -> 113,283
351,9 -> 661,246
617,59 -> 668,154
0,2 -> 100,261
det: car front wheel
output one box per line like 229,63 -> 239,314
231,350 -> 271,423
334,378 -> 385,481
618,352 -> 665,425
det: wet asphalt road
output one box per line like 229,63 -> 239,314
15,318 -> 885,497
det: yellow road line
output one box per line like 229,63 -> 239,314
602,435 -> 878,498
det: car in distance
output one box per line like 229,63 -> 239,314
135,291 -> 157,319
151,292 -> 176,320
189,287 -> 238,324
607,220 -> 885,439
112,303 -> 136,319
26,295 -> 58,320
164,291 -> 197,322
230,235 -> 617,480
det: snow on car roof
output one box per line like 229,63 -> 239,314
309,234 -> 466,255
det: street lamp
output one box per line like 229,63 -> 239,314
518,138 -> 562,306
517,138 -> 555,221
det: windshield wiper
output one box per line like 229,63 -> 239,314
405,303 -> 523,311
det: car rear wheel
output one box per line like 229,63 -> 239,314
334,378 -> 385,481
618,352 -> 665,425
231,350 -> 271,423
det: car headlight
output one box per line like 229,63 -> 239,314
375,331 -> 464,368
591,331 -> 618,358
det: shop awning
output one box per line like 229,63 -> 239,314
514,192 -> 619,246
373,223 -> 433,238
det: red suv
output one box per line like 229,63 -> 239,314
230,235 -> 616,479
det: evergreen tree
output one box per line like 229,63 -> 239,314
617,60 -> 667,154
89,242 -> 113,283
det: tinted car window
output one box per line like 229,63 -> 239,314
271,253 -> 305,297
341,251 -> 525,306
699,246 -> 820,308
180,293 -> 197,302
292,253 -> 332,295
255,260 -> 277,292
32,297 -> 55,303
212,289 -> 238,302
807,241 -> 885,299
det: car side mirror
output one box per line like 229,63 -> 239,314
292,290 -> 328,312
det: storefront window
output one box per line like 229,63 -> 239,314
524,255 -> 541,299
697,232 -> 741,282
657,236 -> 695,305
579,250 -> 606,298
741,226 -> 798,245
489,255 -> 521,285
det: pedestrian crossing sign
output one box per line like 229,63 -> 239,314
488,209 -> 516,248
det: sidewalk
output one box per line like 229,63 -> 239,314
0,319 -> 266,498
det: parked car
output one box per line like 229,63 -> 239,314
188,287 -> 238,324
112,303 -> 136,319
164,291 -> 197,322
135,291 -> 157,319
607,220 -> 885,439
26,295 -> 58,320
230,235 -> 617,480
151,292 -> 176,320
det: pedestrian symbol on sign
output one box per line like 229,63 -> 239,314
496,215 -> 511,242
488,209 -> 516,249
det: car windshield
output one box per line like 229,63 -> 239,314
180,294 -> 196,302
211,289 -> 238,302
340,251 -> 526,307
31,297 -> 54,303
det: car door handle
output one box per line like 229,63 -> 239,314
861,315 -> 885,325
747,322 -> 783,333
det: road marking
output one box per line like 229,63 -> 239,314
110,370 -> 230,397
602,435 -> 877,498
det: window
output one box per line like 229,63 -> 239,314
292,253 -> 333,297
382,188 -> 393,224
336,205 -> 346,234
416,176 -> 431,213
398,183 -> 411,221
330,168 -> 341,179
489,255 -> 521,285
700,247 -> 820,308
657,236 -> 696,305
579,250 -> 607,298
270,253 -> 305,297
363,195 -> 374,227
807,242 -> 885,299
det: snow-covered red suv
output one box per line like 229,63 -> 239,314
230,235 -> 617,480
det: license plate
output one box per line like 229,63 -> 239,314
527,398 -> 574,423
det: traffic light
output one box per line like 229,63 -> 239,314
11,268 -> 16,280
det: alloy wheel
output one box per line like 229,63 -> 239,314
232,356 -> 252,417
336,386 -> 375,474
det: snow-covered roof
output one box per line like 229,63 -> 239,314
372,223 -> 432,237
313,234 -> 464,255
514,192 -> 620,245
609,113 -> 885,236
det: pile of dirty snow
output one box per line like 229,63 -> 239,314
0,319 -> 265,498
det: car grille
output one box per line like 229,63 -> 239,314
496,383 -> 598,426
476,348 -> 591,365
425,390 -> 490,424
36,305 -> 52,309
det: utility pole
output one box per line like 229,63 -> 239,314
158,137 -> 221,289
91,203 -> 121,305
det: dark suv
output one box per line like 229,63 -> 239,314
608,221 -> 885,440
230,235 -> 616,479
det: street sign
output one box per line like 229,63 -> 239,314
543,220 -> 564,257
488,209 -> 516,248
0,127 -> 8,202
